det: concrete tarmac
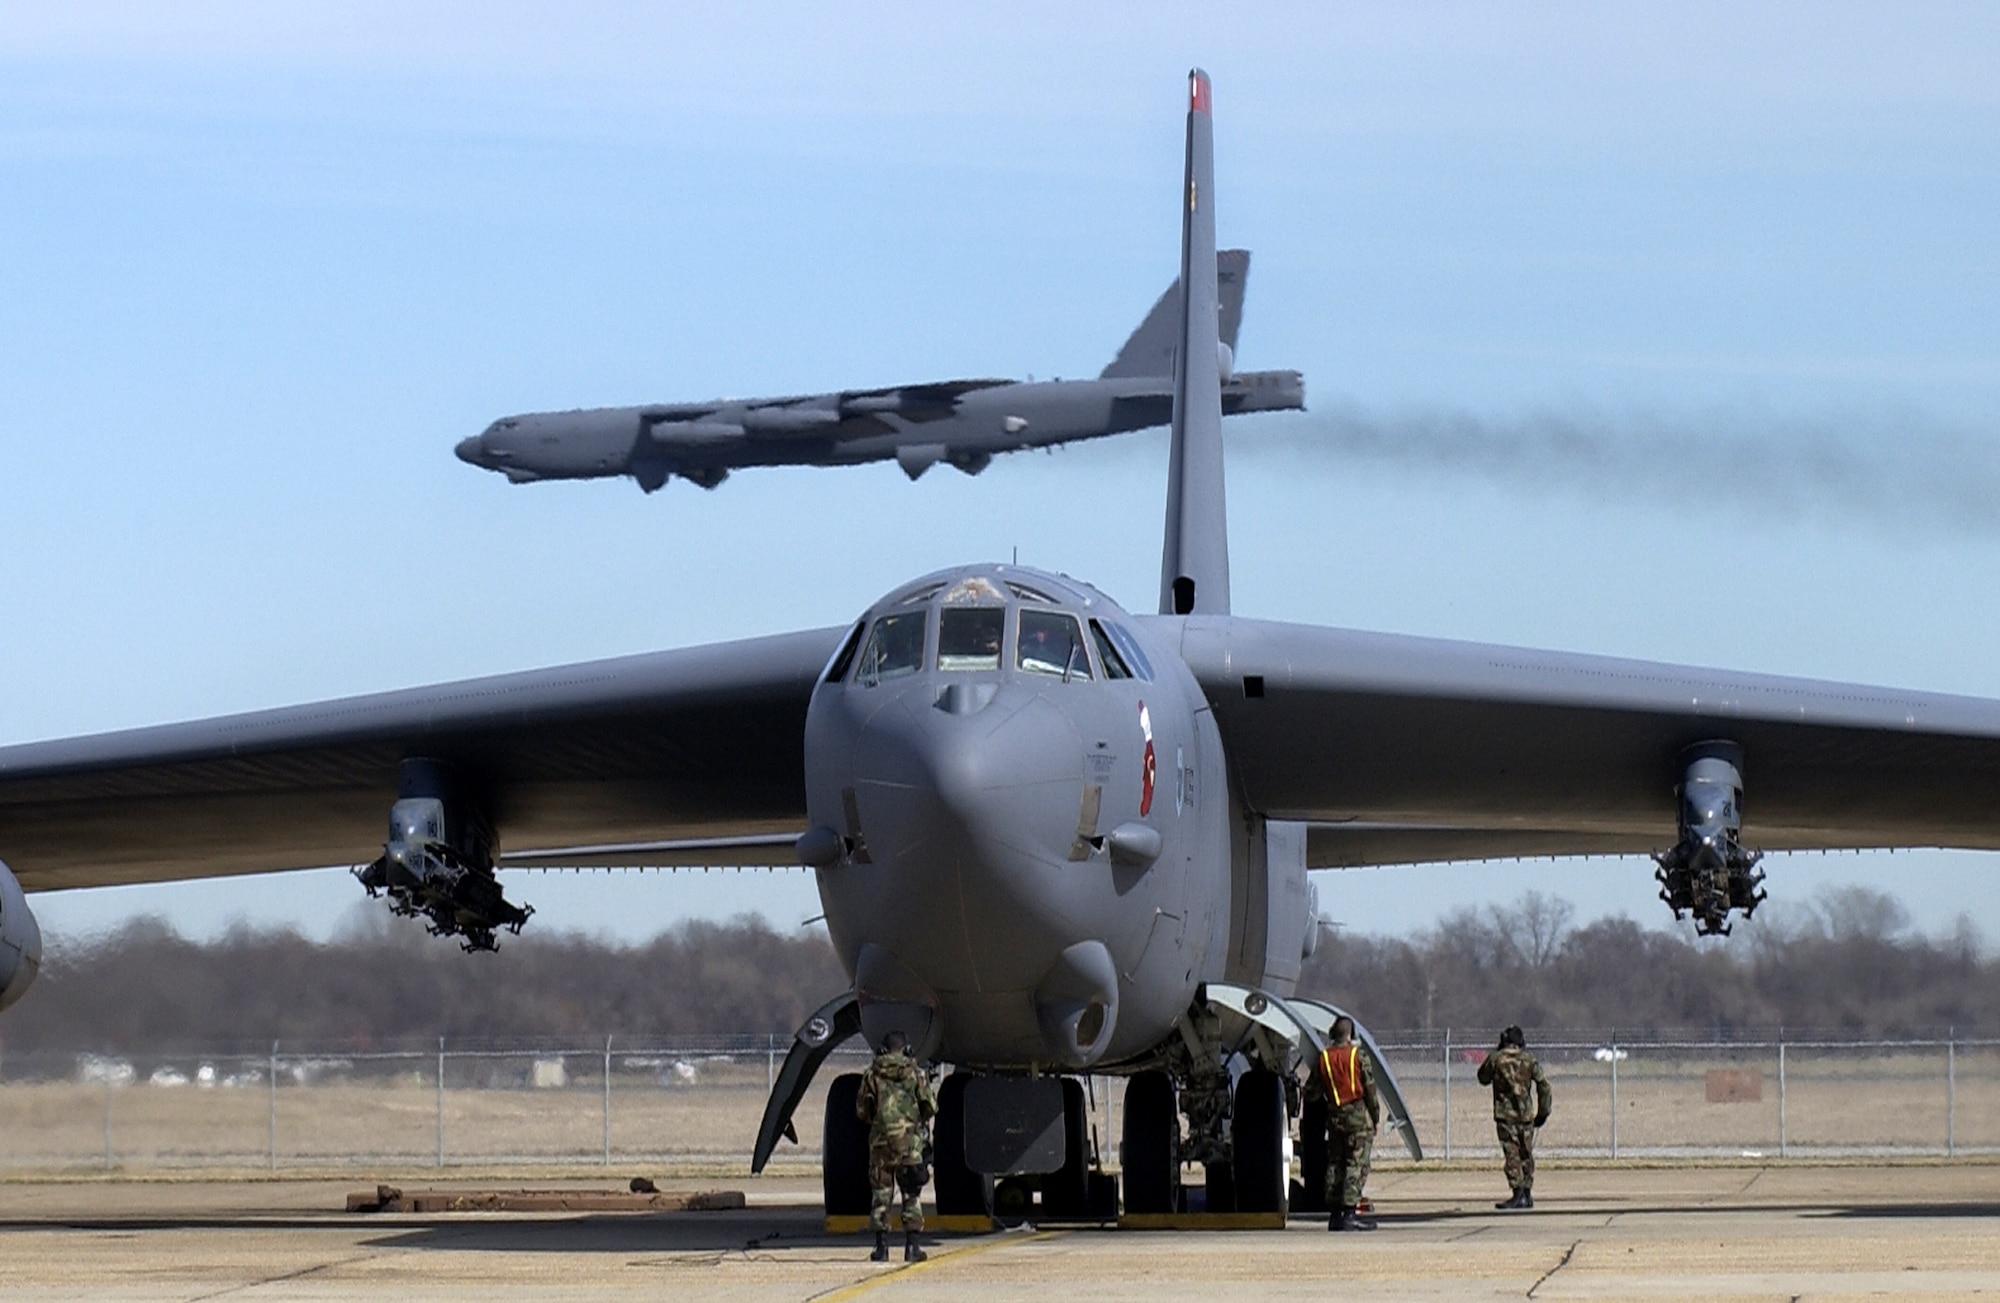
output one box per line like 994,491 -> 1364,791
0,1163 -> 1996,1300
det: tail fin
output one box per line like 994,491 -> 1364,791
1157,69 -> 1230,617
1100,249 -> 1250,380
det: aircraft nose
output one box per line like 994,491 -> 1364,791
454,435 -> 485,465
838,680 -> 1102,1063
859,682 -> 1085,880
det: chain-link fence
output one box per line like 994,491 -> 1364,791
0,1031 -> 1990,1172
1377,1031 -> 2000,1160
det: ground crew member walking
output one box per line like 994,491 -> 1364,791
1315,1015 -> 1381,1231
1476,1024 -> 1552,1209
854,1029 -> 937,1262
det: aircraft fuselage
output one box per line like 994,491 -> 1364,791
801,564 -> 1247,1069
457,370 -> 1305,490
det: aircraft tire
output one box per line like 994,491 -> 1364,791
1203,1159 -> 1236,1214
1295,1094 -> 1330,1213
1231,1068 -> 1288,1214
1039,1078 -> 1091,1219
1120,1070 -> 1177,1214
822,1073 -> 871,1216
932,1072 -> 993,1217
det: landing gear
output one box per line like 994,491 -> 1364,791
1120,1070 -> 1179,1214
1295,1094 -> 1330,1214
931,1073 -> 993,1217
822,1073 -> 870,1217
1230,1067 -> 1288,1214
1040,1079 -> 1092,1219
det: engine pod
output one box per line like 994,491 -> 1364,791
0,858 -> 43,1013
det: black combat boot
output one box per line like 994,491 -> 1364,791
1520,1188 -> 1533,1209
870,1229 -> 889,1262
1495,1188 -> 1525,1210
903,1230 -> 927,1263
1327,1207 -> 1345,1231
1343,1204 -> 1378,1231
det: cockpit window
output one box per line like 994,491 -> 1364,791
942,576 -> 1007,605
823,621 -> 865,684
1089,620 -> 1133,680
1101,623 -> 1155,680
938,607 -> 1005,671
897,582 -> 946,606
1007,580 -> 1060,604
1018,610 -> 1092,679
857,611 -> 925,684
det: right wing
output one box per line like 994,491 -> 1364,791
0,626 -> 848,892
1165,615 -> 2000,867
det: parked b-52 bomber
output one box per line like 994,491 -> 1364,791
454,249 -> 1305,491
8,72 -> 2000,1222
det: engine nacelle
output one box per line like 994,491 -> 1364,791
353,759 -> 531,953
0,858 -> 44,1013
1654,741 -> 1765,936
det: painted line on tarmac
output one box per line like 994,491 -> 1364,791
807,1229 -> 1056,1302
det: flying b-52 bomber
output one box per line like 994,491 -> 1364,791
8,72 -> 2000,1221
453,249 -> 1304,491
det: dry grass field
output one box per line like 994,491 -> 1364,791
3,1041 -> 1993,1174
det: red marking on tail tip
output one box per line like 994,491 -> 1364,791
1189,70 -> 1211,114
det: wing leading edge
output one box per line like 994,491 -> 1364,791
0,627 -> 846,892
1162,615 -> 2000,867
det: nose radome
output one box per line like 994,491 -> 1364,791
454,435 -> 484,465
920,691 -> 1083,835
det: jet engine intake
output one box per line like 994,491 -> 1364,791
0,858 -> 43,1013
1653,742 -> 1764,936
353,760 -> 531,952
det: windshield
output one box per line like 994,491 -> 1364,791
1089,620 -> 1133,680
938,607 -> 1005,671
1018,610 -> 1091,679
857,611 -> 926,683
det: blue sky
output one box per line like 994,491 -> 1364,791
3,4 -> 1998,947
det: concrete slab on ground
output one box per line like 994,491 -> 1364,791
0,1163 -> 1995,1299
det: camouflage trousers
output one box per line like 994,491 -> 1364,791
1326,1102 -> 1375,1209
868,1138 -> 925,1233
1496,1120 -> 1536,1190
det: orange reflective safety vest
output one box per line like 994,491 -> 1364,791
1318,1043 -> 1365,1107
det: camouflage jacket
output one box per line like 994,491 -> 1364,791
855,1050 -> 937,1145
1476,1045 -> 1553,1125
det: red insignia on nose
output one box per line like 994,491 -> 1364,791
1137,700 -> 1156,816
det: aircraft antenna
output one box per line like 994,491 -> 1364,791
1157,68 -> 1230,617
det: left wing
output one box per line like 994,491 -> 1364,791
1164,615 -> 2000,867
0,627 -> 846,892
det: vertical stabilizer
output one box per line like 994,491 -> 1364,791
1100,250 -> 1251,380
1158,69 -> 1230,617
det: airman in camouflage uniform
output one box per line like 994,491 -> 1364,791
1475,1024 -> 1552,1210
855,1030 -> 937,1262
1315,1015 -> 1381,1232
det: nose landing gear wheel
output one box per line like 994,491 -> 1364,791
1295,1095 -> 1329,1214
1231,1067 -> 1288,1214
1040,1078 -> 1092,1219
932,1072 -> 994,1217
1119,1070 -> 1178,1214
822,1073 -> 871,1216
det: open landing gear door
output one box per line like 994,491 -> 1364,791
752,992 -> 861,1174
1292,997 -> 1424,1160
